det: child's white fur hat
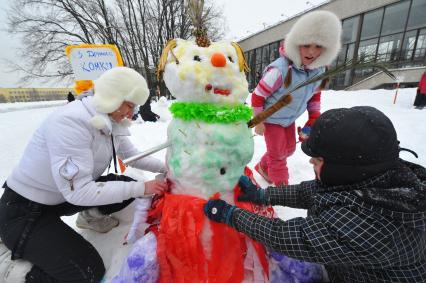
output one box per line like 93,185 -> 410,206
93,66 -> 149,113
285,10 -> 342,69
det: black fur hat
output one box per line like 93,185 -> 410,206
302,106 -> 400,185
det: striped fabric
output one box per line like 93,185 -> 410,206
305,90 -> 321,127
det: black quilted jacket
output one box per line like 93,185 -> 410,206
232,160 -> 426,282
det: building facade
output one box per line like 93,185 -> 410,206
239,0 -> 426,90
0,88 -> 74,103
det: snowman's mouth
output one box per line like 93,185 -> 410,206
205,84 -> 231,96
214,88 -> 231,96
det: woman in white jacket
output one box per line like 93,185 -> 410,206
0,67 -> 168,282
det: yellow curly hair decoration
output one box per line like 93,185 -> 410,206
231,42 -> 250,73
157,39 -> 178,81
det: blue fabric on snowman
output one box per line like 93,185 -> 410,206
269,251 -> 328,283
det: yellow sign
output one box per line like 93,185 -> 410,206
65,44 -> 123,93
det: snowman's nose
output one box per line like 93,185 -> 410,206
211,53 -> 226,68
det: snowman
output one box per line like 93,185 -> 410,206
162,39 -> 254,200
112,38 -> 271,283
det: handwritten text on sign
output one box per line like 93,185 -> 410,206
69,47 -> 119,80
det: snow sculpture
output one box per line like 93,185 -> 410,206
162,39 -> 254,199
112,37 -> 272,283
114,5 -> 326,282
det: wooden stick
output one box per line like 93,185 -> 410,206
247,94 -> 292,128
393,81 -> 400,104
247,58 -> 396,128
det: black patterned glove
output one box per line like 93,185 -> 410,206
204,199 -> 237,226
237,175 -> 267,205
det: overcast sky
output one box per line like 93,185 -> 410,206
0,0 -> 326,88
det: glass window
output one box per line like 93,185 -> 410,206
250,50 -> 255,68
244,52 -> 249,64
255,48 -> 262,65
245,50 -> 252,70
247,50 -> 256,90
361,9 -> 383,40
347,43 -> 355,61
262,45 -> 269,66
407,0 -> 426,30
342,16 -> 360,43
341,43 -> 356,86
269,42 -> 279,62
358,38 -> 379,61
401,30 -> 418,60
244,51 -> 252,86
356,39 -> 379,78
336,44 -> 348,65
377,33 -> 403,62
333,43 -> 353,87
381,1 -> 410,36
414,28 -> 426,60
255,64 -> 263,85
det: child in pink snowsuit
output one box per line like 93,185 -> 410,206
252,11 -> 342,186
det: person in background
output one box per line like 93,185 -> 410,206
252,11 -> 341,186
204,106 -> 426,282
67,91 -> 75,103
414,70 -> 426,109
139,96 -> 160,122
149,87 -> 156,101
0,67 -> 168,282
155,85 -> 161,101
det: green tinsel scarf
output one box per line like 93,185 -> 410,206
169,102 -> 252,124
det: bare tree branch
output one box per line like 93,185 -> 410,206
6,0 -> 226,87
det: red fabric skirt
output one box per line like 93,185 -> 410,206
148,167 -> 273,283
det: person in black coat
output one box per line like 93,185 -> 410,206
204,106 -> 426,282
67,92 -> 75,103
138,97 -> 160,122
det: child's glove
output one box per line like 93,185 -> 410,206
204,199 -> 237,226
237,176 -> 267,205
298,126 -> 311,142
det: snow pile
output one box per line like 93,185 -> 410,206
0,100 -> 66,113
0,87 -> 424,281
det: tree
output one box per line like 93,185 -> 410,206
6,0 -> 226,88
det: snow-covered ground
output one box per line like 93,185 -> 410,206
0,88 -> 424,281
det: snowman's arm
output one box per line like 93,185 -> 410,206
116,136 -> 168,173
122,140 -> 172,166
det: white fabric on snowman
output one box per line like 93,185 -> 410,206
112,231 -> 159,283
125,197 -> 152,244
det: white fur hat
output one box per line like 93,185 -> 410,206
93,66 -> 149,113
284,11 -> 342,69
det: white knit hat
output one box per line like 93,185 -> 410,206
284,11 -> 342,69
93,67 -> 149,113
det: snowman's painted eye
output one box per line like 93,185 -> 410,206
220,167 -> 226,175
228,56 -> 234,63
194,55 -> 201,62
